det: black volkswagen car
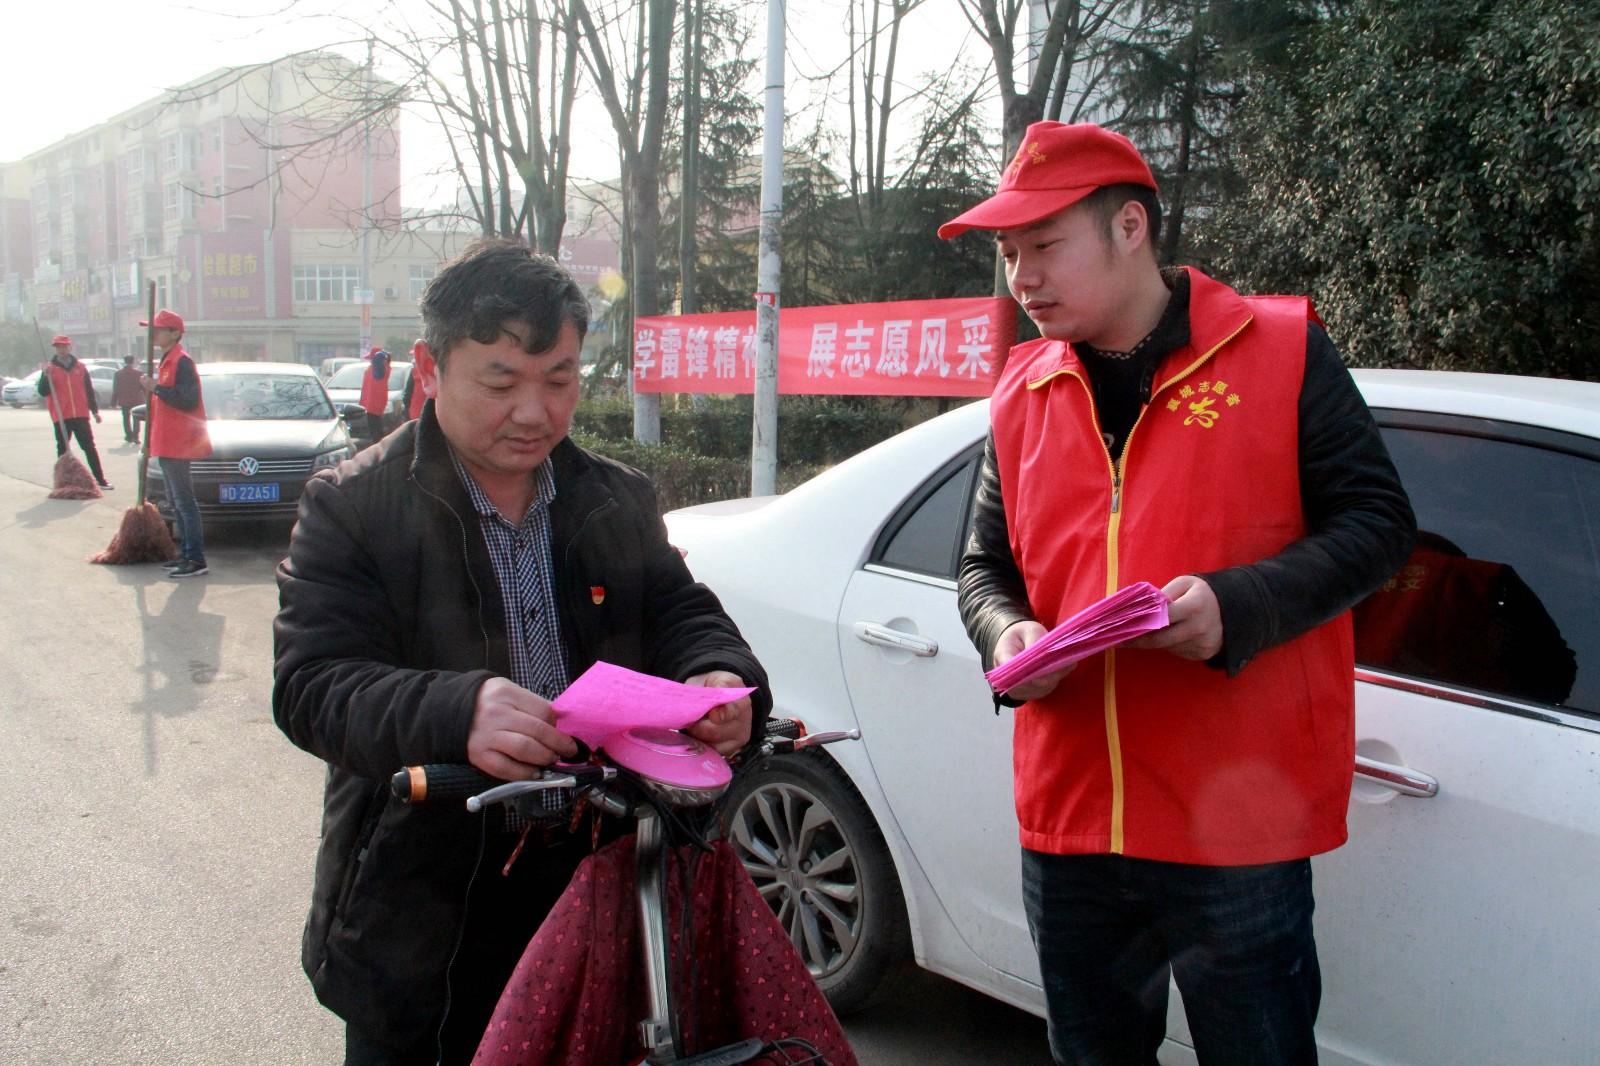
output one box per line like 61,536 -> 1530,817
142,362 -> 357,523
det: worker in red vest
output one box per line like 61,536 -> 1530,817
946,123 -> 1416,1065
37,335 -> 111,489
401,339 -> 434,421
359,346 -> 391,444
139,310 -> 212,578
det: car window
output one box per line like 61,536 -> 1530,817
326,364 -> 369,388
204,374 -> 336,421
873,452 -> 980,580
1354,423 -> 1600,717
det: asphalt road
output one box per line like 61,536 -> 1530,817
0,404 -> 1052,1065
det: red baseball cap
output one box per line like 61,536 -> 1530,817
938,122 -> 1158,239
50,335 -> 71,346
139,309 -> 185,330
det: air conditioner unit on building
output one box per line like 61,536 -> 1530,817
383,286 -> 399,299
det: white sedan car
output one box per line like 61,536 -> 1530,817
3,372 -> 42,407
666,370 -> 1600,1066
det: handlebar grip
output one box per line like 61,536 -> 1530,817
391,764 -> 503,805
764,717 -> 804,740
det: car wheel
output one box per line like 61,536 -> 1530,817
722,748 -> 909,1015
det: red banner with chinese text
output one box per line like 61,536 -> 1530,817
632,296 -> 1015,396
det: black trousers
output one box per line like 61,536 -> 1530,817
121,404 -> 139,442
1023,851 -> 1321,1066
52,417 -> 107,483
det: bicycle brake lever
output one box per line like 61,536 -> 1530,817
465,765 -> 618,813
466,773 -> 577,813
792,728 -> 861,749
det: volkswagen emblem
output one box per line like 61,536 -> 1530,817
238,456 -> 260,477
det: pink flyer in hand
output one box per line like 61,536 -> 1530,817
985,582 -> 1170,694
551,661 -> 755,747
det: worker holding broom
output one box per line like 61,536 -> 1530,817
38,335 -> 112,491
139,309 -> 212,578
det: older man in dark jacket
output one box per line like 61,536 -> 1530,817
273,239 -> 769,1066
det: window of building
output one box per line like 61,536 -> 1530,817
408,263 -> 435,301
163,137 -> 181,173
294,264 -> 362,303
162,182 -> 198,223
155,275 -> 169,309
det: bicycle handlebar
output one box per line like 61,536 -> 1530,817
390,763 -> 501,805
390,717 -> 852,812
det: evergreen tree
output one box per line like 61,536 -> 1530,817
1105,0 -> 1330,265
658,0 -> 762,314
1204,0 -> 1600,378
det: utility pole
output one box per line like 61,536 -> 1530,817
358,38 -> 374,356
751,0 -> 784,495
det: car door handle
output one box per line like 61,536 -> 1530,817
1353,755 -> 1438,798
853,622 -> 938,657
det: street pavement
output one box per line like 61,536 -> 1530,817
0,405 -> 1051,1065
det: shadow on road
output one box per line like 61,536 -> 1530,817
127,581 -> 226,777
13,497 -> 94,528
842,964 -> 1053,1065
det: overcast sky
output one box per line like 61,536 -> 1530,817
3,0 -> 988,209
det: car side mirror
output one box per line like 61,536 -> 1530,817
340,404 -> 366,421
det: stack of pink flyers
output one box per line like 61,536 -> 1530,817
985,581 -> 1171,693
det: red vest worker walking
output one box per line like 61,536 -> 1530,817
401,340 -> 433,422
139,310 -> 212,578
38,335 -> 111,489
359,346 -> 390,444
948,123 -> 1416,1065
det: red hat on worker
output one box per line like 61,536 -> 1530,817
50,334 -> 71,346
938,122 -> 1158,239
139,309 -> 185,330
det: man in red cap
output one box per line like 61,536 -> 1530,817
950,122 -> 1416,1064
37,334 -> 112,489
139,310 -> 212,578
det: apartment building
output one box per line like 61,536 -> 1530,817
0,53 -> 474,364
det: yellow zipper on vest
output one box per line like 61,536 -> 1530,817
1025,315 -> 1253,855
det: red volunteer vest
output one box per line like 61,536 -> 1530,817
149,346 -> 212,460
45,360 -> 93,422
360,357 -> 390,414
990,268 -> 1353,866
407,377 -> 426,420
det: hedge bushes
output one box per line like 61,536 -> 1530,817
572,392 -> 954,511
573,393 -> 910,465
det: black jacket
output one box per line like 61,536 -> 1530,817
960,322 -> 1416,683
273,409 -> 770,1044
